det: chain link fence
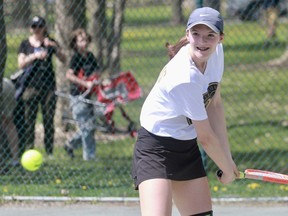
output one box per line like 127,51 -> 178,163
1,0 -> 288,198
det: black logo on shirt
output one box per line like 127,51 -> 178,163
203,82 -> 218,107
186,82 -> 218,125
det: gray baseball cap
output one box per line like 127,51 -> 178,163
186,7 -> 223,33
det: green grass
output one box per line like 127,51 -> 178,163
2,5 -> 288,199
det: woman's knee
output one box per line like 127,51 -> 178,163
190,210 -> 213,216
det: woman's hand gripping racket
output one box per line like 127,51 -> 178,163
217,169 -> 288,185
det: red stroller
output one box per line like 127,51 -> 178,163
57,71 -> 142,137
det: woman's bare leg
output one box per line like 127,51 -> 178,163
139,178 -> 173,216
172,177 -> 212,215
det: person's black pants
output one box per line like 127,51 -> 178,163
13,99 -> 26,156
14,89 -> 57,155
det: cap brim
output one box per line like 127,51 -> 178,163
186,21 -> 220,33
31,24 -> 46,28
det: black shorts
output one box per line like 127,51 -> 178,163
132,127 -> 206,189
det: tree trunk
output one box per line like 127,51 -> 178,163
89,0 -> 107,71
0,0 -> 8,171
0,0 -> 7,85
90,0 -> 126,74
107,0 -> 126,74
171,0 -> 184,25
54,0 -> 86,129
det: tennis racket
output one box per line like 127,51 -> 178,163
217,169 -> 288,185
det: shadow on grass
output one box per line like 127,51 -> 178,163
224,41 -> 287,52
228,119 -> 288,130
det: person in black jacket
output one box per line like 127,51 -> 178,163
15,15 -> 66,158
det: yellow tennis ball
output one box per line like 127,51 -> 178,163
21,150 -> 43,171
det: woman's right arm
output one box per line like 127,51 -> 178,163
18,53 -> 36,69
18,51 -> 47,69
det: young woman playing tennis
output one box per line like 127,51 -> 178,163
132,7 -> 239,216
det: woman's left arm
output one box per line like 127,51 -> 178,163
44,38 -> 66,63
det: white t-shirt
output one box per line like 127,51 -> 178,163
140,43 -> 224,140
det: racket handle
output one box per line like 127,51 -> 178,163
216,170 -> 223,177
217,170 -> 245,179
